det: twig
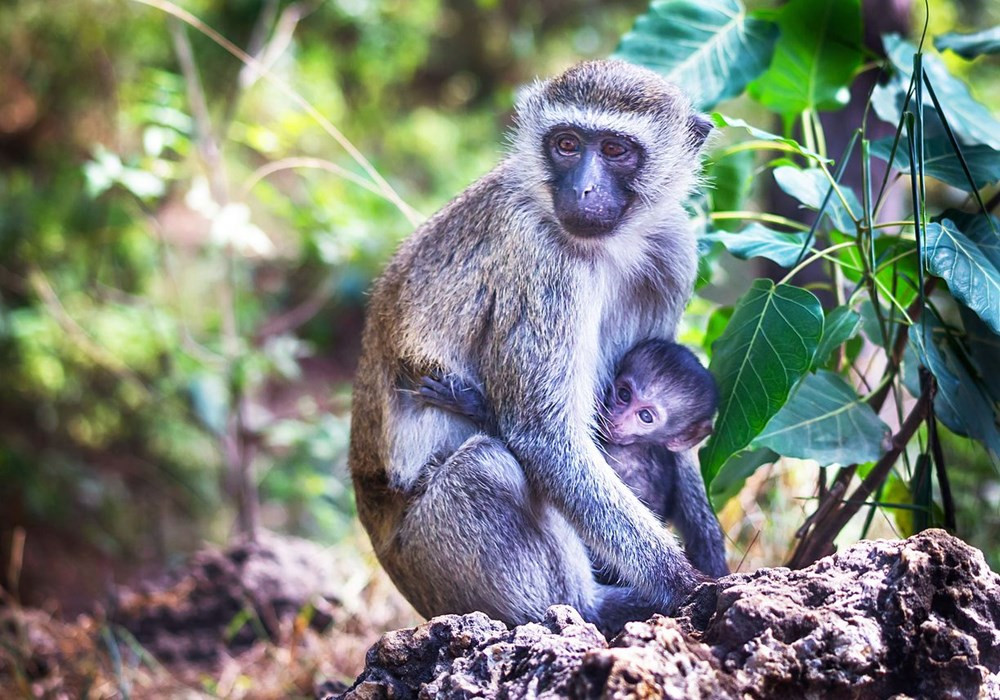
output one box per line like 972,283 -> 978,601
240,156 -> 387,199
734,529 -> 761,574
171,17 -> 258,541
133,0 -> 422,226
787,371 -> 935,568
794,480 -> 845,540
169,18 -> 228,206
6,527 -> 25,605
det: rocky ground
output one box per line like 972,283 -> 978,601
3,529 -> 997,698
0,532 -> 417,698
330,529 -> 1000,699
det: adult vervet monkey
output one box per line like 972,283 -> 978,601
349,60 -> 714,633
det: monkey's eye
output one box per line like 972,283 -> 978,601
616,386 -> 631,404
601,140 -> 628,158
638,409 -> 654,424
554,134 -> 580,155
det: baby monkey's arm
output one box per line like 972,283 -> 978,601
418,373 -> 497,434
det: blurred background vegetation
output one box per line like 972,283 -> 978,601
0,0 -> 651,614
0,0 -> 998,625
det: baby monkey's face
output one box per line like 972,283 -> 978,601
604,373 -> 671,446
603,366 -> 715,452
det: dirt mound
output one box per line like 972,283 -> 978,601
113,531 -> 342,664
0,531 -> 416,697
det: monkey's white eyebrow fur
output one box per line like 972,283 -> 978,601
529,102 -> 668,146
506,77 -> 703,217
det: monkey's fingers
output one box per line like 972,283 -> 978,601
417,379 -> 461,410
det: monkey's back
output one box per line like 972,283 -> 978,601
348,162 -> 540,538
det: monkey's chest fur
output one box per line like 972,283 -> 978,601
353,163 -> 693,505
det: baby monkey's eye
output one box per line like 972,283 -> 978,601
616,386 -> 632,404
638,409 -> 654,424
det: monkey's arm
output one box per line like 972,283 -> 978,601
417,373 -> 497,435
660,448 -> 729,578
505,411 -> 703,609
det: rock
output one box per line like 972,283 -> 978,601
327,530 -> 1000,699
333,606 -> 604,699
677,528 -> 1000,699
577,617 -> 740,699
114,531 -> 343,663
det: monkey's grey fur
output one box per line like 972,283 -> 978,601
602,444 -> 728,579
349,60 -> 712,634
419,339 -> 729,579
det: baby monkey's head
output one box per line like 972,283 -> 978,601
604,339 -> 718,451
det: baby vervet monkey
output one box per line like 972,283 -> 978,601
601,339 -> 717,452
417,338 -> 728,578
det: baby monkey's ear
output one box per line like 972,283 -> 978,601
666,418 -> 715,452
687,113 -> 714,151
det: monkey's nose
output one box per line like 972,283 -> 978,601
581,183 -> 596,198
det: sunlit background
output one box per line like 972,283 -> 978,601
1,0 -> 998,692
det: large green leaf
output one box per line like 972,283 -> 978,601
877,34 -> 1000,150
925,220 -> 1000,335
935,27 -> 1000,59
772,166 -> 862,232
959,306 -> 1000,405
870,135 -> 1000,191
708,447 -> 778,509
751,370 -> 890,466
712,114 -> 829,162
910,320 -> 1000,458
701,224 -> 808,268
700,279 -> 824,480
814,306 -> 861,368
944,210 -> 1000,270
747,0 -> 862,116
615,0 -> 778,110
702,305 -> 734,359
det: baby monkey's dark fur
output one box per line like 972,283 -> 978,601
419,339 -> 728,578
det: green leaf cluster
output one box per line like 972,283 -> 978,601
619,0 -> 1000,552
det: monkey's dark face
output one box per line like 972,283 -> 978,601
544,126 -> 642,238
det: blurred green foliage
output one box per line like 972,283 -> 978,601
1,0 -> 999,602
0,0 -> 644,585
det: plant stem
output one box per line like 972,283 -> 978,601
926,391 -> 956,531
787,370 -> 935,568
779,241 -> 857,285
714,140 -> 813,160
709,211 -> 812,231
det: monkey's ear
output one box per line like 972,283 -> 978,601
666,419 -> 714,451
687,113 -> 714,151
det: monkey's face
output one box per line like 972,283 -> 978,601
603,376 -> 669,445
544,126 -> 642,238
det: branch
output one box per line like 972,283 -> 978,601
787,369 -> 934,568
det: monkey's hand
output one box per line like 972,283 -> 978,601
417,373 -> 493,430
